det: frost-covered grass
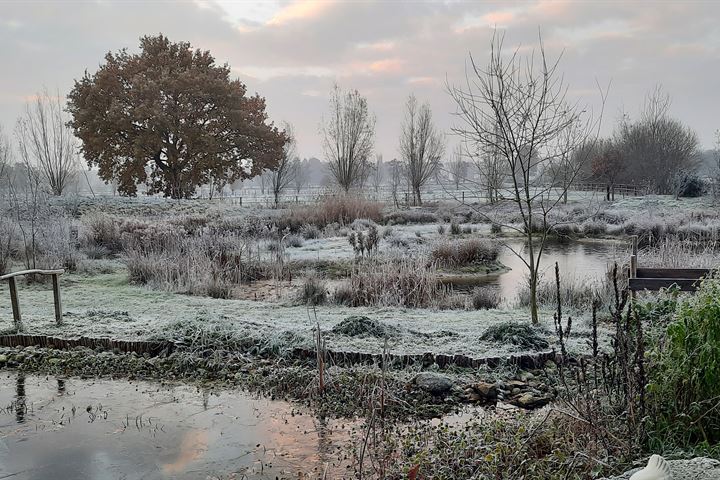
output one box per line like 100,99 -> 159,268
0,266 -> 610,359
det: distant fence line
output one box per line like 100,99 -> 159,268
199,182 -> 649,207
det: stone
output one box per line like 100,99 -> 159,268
602,457 -> 720,480
511,392 -> 553,409
518,371 -> 534,382
473,381 -> 498,400
505,380 -> 528,390
413,372 -> 454,395
0,354 -> 7,364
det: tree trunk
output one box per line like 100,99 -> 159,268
527,235 -> 539,325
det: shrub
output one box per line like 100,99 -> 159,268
647,274 -> 720,448
431,238 -> 500,268
333,257 -> 447,308
449,220 -> 461,235
480,322 -> 549,350
333,283 -> 355,306
298,273 -> 327,305
383,210 -> 437,225
299,223 -> 320,240
124,232 -> 264,297
82,245 -> 111,260
83,213 -> 123,253
516,275 -> 598,311
282,196 -> 383,230
471,287 -> 500,310
581,219 -> 607,236
674,171 -> 705,198
285,234 -> 304,248
490,223 -> 502,234
437,224 -> 445,235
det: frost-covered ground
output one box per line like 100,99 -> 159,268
0,268 -> 610,359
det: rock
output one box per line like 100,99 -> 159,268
0,354 -> 7,364
510,392 -> 553,409
505,380 -> 528,390
603,457 -> 720,480
472,381 -> 498,400
414,372 -> 454,395
518,371 -> 534,382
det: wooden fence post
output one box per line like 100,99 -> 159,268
8,277 -> 21,330
52,273 -> 62,326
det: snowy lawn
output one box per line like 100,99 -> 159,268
0,267 -> 611,359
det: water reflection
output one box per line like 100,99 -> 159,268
15,374 -> 26,424
449,239 -> 627,302
0,373 -> 354,479
162,429 -> 210,475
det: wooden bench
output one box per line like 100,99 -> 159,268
0,269 -> 65,328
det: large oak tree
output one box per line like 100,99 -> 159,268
68,35 -> 286,198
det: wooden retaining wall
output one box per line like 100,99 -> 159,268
0,334 -> 173,356
0,334 -> 556,370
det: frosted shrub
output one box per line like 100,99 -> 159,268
334,257 -> 448,308
431,238 -> 499,268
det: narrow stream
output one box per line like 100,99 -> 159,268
0,373 -> 353,479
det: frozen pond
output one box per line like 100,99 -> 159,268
0,373 -> 351,479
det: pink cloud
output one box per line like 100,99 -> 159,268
369,58 -> 404,74
266,0 -> 335,27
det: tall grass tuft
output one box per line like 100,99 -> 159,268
431,238 -> 499,268
334,257 -> 447,308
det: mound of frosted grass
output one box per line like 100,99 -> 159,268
331,316 -> 400,338
480,322 -> 549,350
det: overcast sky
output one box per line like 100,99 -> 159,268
1,0 -> 719,159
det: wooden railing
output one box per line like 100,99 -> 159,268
1,269 -> 65,329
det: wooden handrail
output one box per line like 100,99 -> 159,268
0,269 -> 65,281
1,269 -> 65,328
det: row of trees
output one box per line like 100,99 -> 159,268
3,34 -> 708,206
579,87 -> 701,199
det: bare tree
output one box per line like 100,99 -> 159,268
446,144 -> 469,190
0,125 -> 10,195
448,32 -> 602,324
400,95 -> 444,205
589,138 -> 625,201
387,158 -> 404,208
322,84 -> 375,193
16,89 -> 78,195
712,130 -> 720,201
618,87 -> 699,194
268,122 -> 297,206
371,154 -> 384,194
466,134 -> 505,204
292,158 -> 309,195
9,130 -> 48,271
